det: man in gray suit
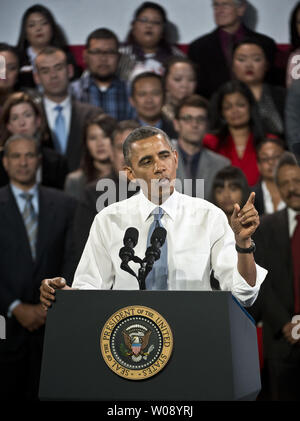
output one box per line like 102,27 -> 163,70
173,95 -> 230,200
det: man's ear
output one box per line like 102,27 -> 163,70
237,2 -> 247,17
67,63 -> 74,80
124,165 -> 135,182
173,149 -> 178,170
173,118 -> 180,133
33,70 -> 40,86
2,155 -> 8,172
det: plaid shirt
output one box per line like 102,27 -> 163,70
70,71 -> 135,121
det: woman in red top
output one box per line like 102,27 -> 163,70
203,80 -> 266,186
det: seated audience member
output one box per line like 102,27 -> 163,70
16,4 -> 80,89
252,152 -> 300,401
0,91 -> 67,189
73,119 -> 140,259
203,80 -> 266,186
64,114 -> 116,200
0,134 -> 77,400
118,1 -> 184,81
253,138 -> 286,215
162,56 -> 197,121
286,1 -> 300,87
232,38 -> 286,137
173,94 -> 230,199
0,44 -> 20,110
71,28 -> 135,121
285,79 -> 300,163
188,0 -> 278,99
130,71 -> 177,139
211,165 -> 250,224
34,46 -> 99,172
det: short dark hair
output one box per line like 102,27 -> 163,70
3,134 -> 41,156
112,120 -> 140,144
86,28 -> 119,50
133,2 -> 167,23
0,43 -> 19,60
123,126 -> 173,166
175,94 -> 209,119
131,71 -> 163,97
256,137 -> 285,157
274,151 -> 299,185
211,165 -> 250,207
35,46 -> 67,70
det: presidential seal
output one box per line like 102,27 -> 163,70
100,305 -> 173,380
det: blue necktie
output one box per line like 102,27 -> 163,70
54,105 -> 67,154
146,207 -> 168,290
20,192 -> 38,260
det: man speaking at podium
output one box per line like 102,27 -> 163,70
40,126 -> 266,308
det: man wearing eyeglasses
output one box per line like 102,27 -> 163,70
71,28 -> 135,121
173,94 -> 230,199
188,0 -> 278,99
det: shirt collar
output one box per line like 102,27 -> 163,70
138,188 -> 179,222
44,95 -> 71,111
10,183 -> 39,203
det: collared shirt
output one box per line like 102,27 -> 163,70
261,181 -> 285,215
137,118 -> 163,129
8,183 -> 39,316
288,207 -> 300,238
43,95 -> 72,139
10,183 -> 39,215
72,190 -> 267,307
70,71 -> 135,121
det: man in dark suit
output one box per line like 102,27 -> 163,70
173,94 -> 230,200
253,137 -> 285,216
251,152 -> 300,400
130,72 -> 177,139
188,0 -> 278,99
34,46 -> 100,173
0,134 -> 77,400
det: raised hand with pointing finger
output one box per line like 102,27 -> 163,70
231,192 -> 260,248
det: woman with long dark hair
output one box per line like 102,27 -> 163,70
232,38 -> 286,137
0,91 -> 68,188
16,4 -> 80,88
64,114 -> 117,200
203,80 -> 266,186
119,1 -> 184,81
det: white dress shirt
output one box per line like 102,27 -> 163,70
43,95 -> 71,139
261,181 -> 285,214
72,190 -> 267,307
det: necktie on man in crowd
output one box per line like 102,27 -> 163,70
54,105 -> 67,154
146,207 -> 168,290
292,215 -> 300,314
20,192 -> 38,260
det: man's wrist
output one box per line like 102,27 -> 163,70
235,239 -> 256,254
235,237 -> 252,249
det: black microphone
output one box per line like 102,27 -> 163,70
150,227 -> 167,249
119,227 -> 140,279
124,227 -> 139,248
141,227 -> 167,282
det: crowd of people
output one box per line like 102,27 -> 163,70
0,0 -> 300,402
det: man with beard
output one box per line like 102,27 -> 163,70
71,28 -> 135,121
251,152 -> 300,400
34,47 -> 100,172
